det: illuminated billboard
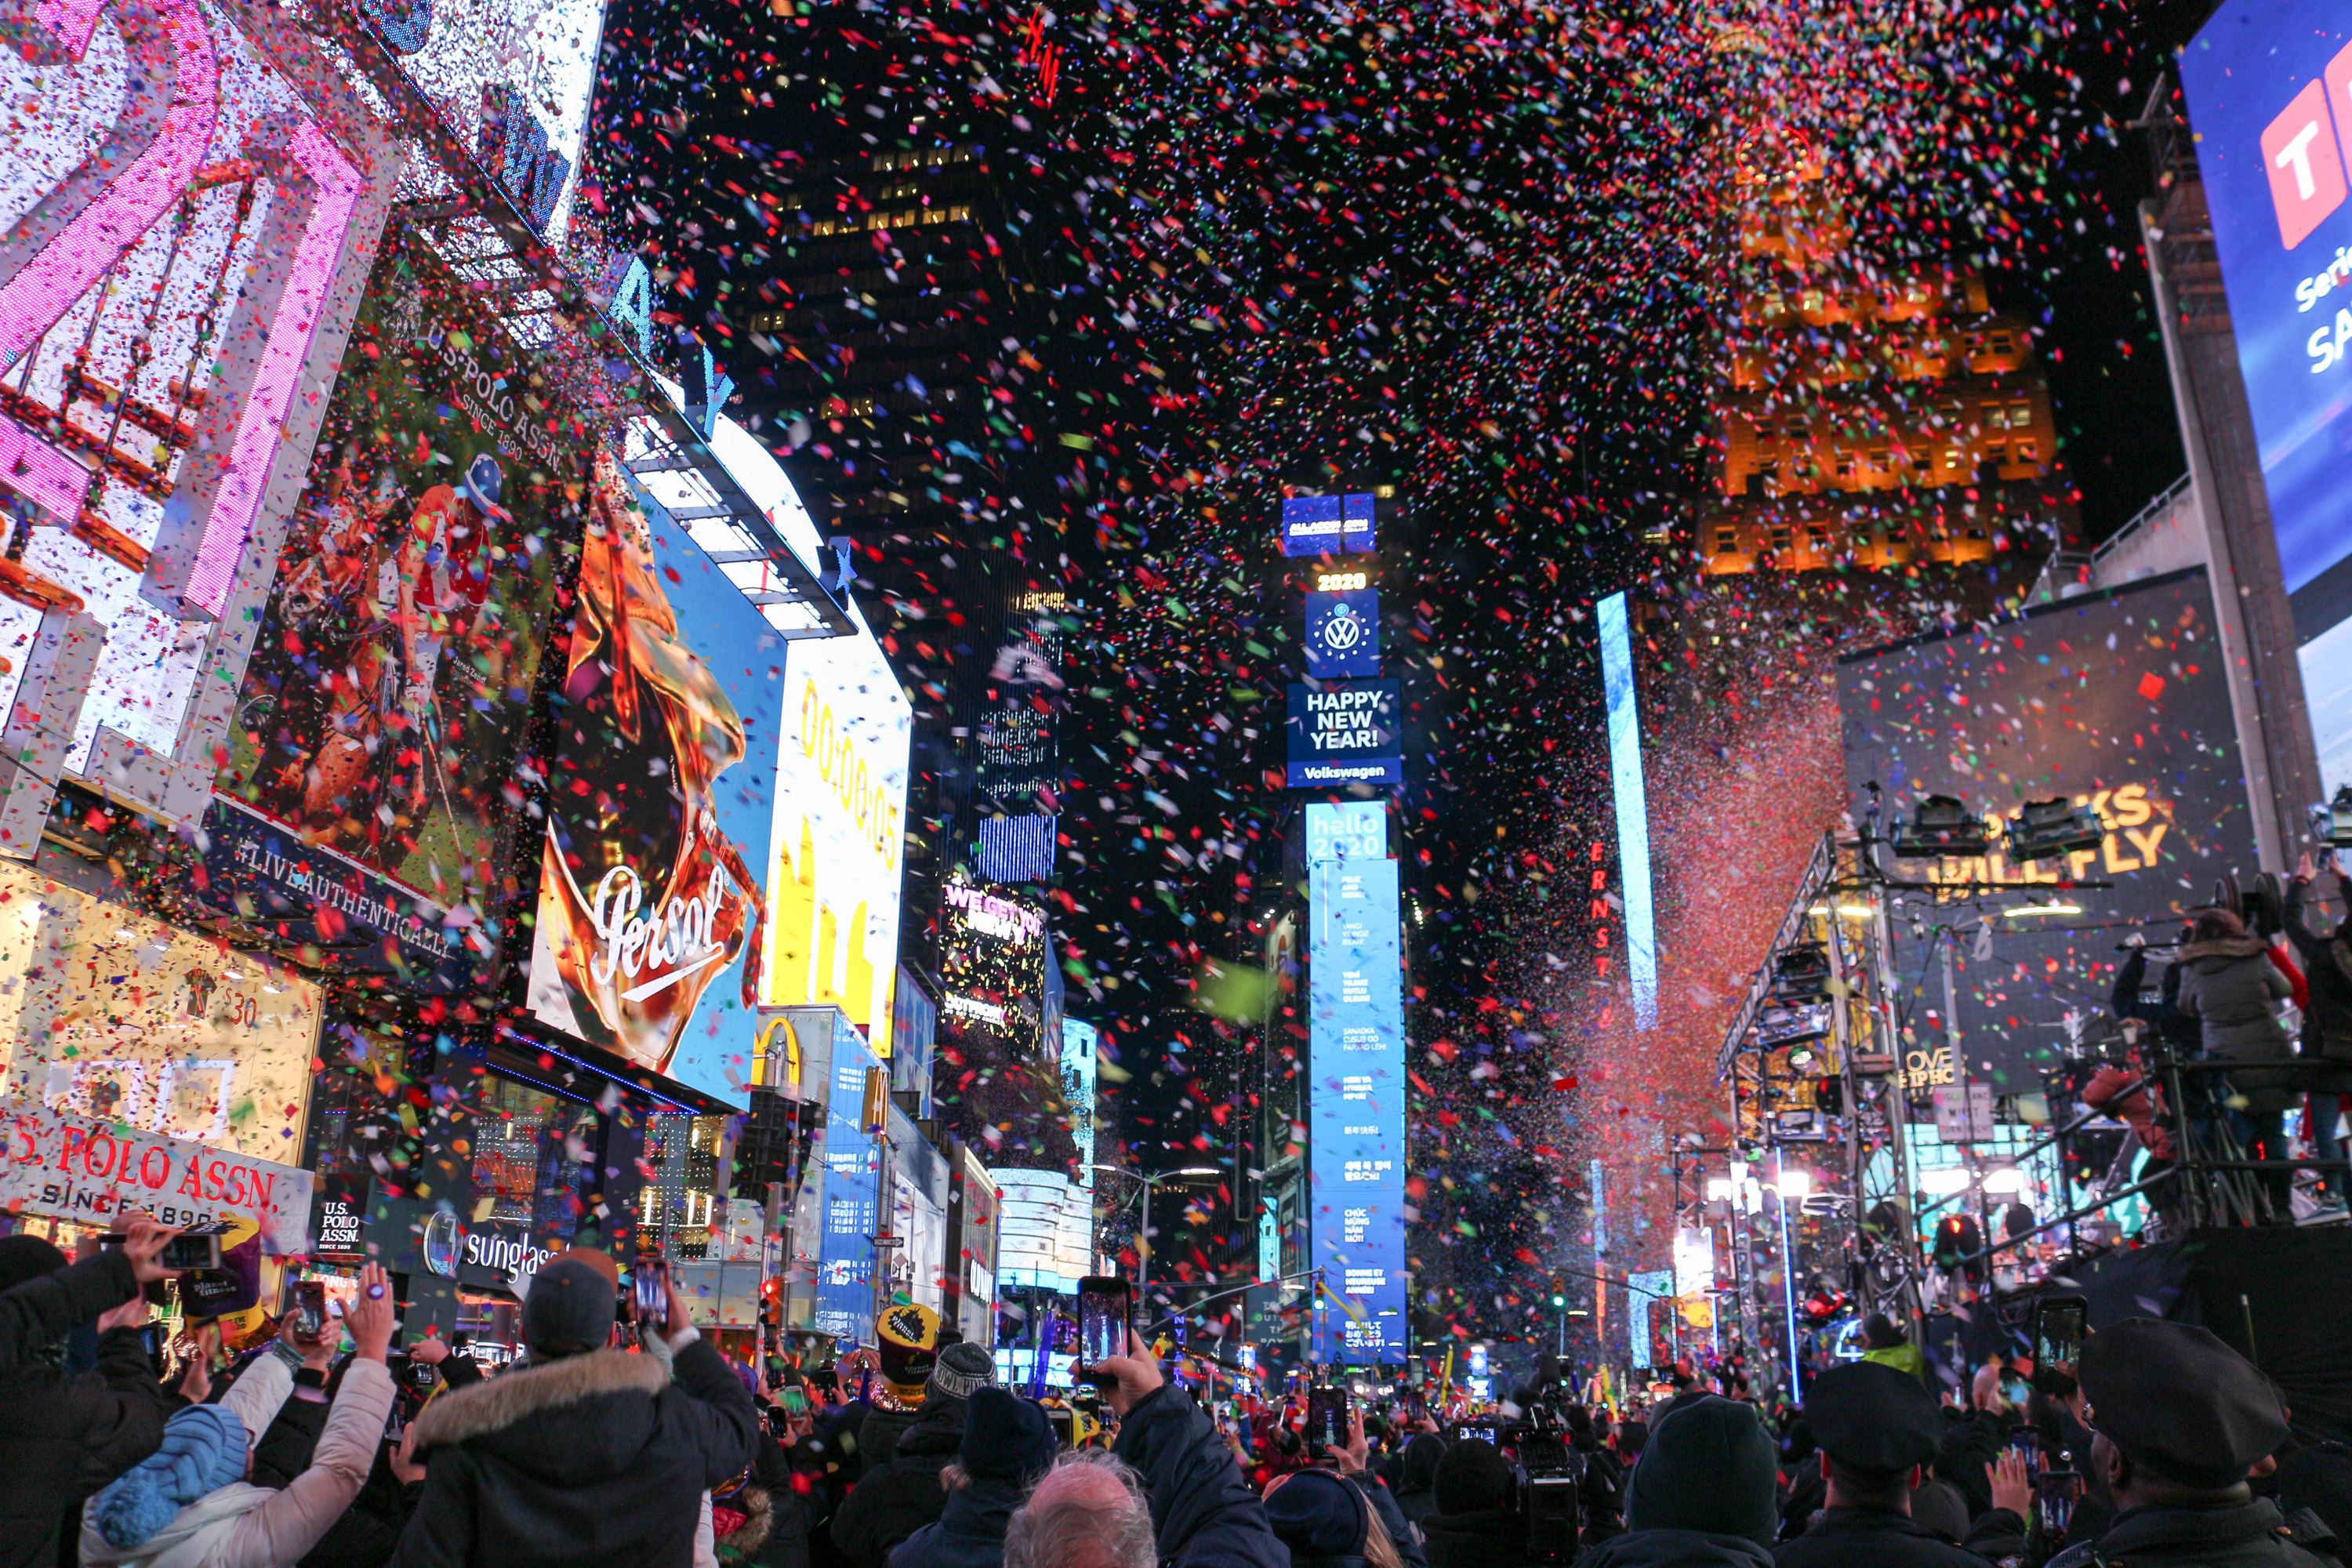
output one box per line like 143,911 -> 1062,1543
1280,494 -> 1377,557
219,249 -> 578,988
1286,681 -> 1403,787
1306,813 -> 1406,1365
1836,569 -> 2263,1091
523,456 -> 782,1107
761,601 -> 911,1048
976,589 -> 1065,822
815,1017 -> 882,1343
0,0 -> 396,844
2178,6 -> 2352,797
1304,583 -> 1381,679
934,870 -> 1075,1172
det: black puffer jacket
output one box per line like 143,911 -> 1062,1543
1394,1436 -> 1447,1536
829,1400 -> 967,1568
1112,1388 -> 1287,1568
2175,937 -> 2297,1112
384,1337 -> 760,1568
0,1248 -> 172,1568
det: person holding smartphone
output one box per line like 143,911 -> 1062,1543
0,1216 -> 189,1568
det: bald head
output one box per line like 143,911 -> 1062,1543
1004,1450 -> 1156,1568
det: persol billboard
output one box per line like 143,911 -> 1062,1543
524,456 -> 785,1107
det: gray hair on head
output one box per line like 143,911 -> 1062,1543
1004,1448 -> 1156,1568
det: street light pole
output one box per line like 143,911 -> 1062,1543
1087,1163 -> 1217,1317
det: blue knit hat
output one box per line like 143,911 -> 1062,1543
90,1404 -> 249,1548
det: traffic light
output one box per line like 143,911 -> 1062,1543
1549,1294 -> 1565,1308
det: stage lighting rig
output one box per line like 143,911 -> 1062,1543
1892,795 -> 1989,858
2003,798 -> 2105,864
1767,943 -> 1832,1004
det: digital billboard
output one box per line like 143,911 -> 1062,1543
1305,800 -> 1385,865
1279,493 -> 1377,557
762,601 -> 910,1047
219,249 -> 579,987
1307,845 -> 1406,1364
1286,681 -> 1403,787
2178,5 -> 2352,799
1304,585 -> 1381,679
976,588 -> 1066,821
934,870 -> 1076,1173
1836,569 -> 2263,1091
815,1018 -> 882,1343
523,458 -> 782,1107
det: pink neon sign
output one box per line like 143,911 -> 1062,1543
182,122 -> 363,618
0,0 -> 365,619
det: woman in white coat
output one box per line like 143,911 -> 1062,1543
80,1263 -> 399,1568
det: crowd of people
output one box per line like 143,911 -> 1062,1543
6,1210 -> 2352,1568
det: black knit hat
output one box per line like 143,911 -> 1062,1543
1434,1438 -> 1517,1515
959,1387 -> 1058,1486
1266,1470 -> 1371,1560
0,1235 -> 68,1294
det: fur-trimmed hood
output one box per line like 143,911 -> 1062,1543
412,1349 -> 669,1483
2179,935 -> 2273,967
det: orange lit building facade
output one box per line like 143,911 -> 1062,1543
1701,132 -> 2074,576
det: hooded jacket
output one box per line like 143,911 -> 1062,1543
383,1335 -> 760,1568
885,1475 -> 1020,1568
1421,1508 -> 1537,1568
829,1399 -> 966,1568
2173,938 -> 2297,1112
78,1357 -> 396,1568
0,1248 -> 175,1568
1579,1527 -> 1777,1568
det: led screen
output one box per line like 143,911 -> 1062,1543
523,463 -> 782,1108
762,601 -> 910,1047
1286,680 -> 1403,788
1308,852 -> 1406,1364
1836,570 -> 2263,1091
2178,9 -> 2352,600
1279,493 -> 1377,557
218,249 -> 576,986
1305,586 -> 1381,679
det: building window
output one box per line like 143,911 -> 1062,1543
2015,441 -> 2037,463
1715,525 -> 1739,554
1806,526 -> 1830,554
1768,524 -> 1792,553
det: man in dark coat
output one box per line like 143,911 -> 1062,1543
1774,1361 -> 2024,1568
831,1341 -> 998,1566
888,1387 -> 1058,1568
385,1256 -> 759,1568
1578,1396 -> 1780,1568
2048,1320 -> 2339,1568
1420,1439 -> 1533,1568
0,1225 -> 182,1568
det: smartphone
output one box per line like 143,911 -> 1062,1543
405,1356 -> 440,1392
1076,1276 -> 1131,1366
2031,1295 -> 2088,1396
633,1250 -> 666,1320
778,1384 -> 809,1416
2007,1427 -> 2041,1483
291,1281 -> 327,1340
158,1233 -> 223,1272
1046,1405 -> 1077,1450
1306,1385 -> 1349,1454
2037,1471 -> 2083,1541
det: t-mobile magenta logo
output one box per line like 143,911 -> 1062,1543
2263,44 -> 2352,249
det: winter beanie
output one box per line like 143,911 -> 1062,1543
927,1340 -> 997,1403
89,1404 -> 249,1548
960,1387 -> 1059,1486
1434,1438 -> 1518,1515
1624,1394 -> 1779,1548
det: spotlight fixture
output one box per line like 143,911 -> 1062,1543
1768,943 -> 1832,1004
1893,794 -> 1989,858
2004,798 -> 2105,863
